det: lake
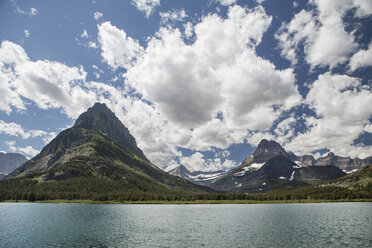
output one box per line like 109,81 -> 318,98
0,202 -> 371,247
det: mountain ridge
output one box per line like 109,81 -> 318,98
168,164 -> 226,186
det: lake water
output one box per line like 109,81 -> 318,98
0,202 -> 371,247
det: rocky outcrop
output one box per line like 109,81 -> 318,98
315,152 -> 372,171
74,102 -> 147,161
236,139 -> 288,171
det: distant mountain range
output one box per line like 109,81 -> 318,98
3,103 -> 212,199
167,164 -> 226,186
289,152 -> 372,172
0,152 -> 27,179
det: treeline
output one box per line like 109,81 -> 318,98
1,180 -> 371,202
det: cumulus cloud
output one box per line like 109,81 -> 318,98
217,0 -> 237,6
12,0 -> 38,16
125,27 -> 222,127
365,123 -> 372,133
117,5 -> 300,170
218,50 -> 300,130
349,42 -> 372,71
81,29 -> 88,38
183,22 -> 193,38
86,5 -> 304,171
94,11 -> 103,20
17,146 -> 39,157
159,9 -> 187,24
179,152 -> 236,172
24,30 -> 30,38
0,40 -> 100,118
98,21 -> 143,70
276,0 -> 372,69
125,6 -> 281,129
0,120 -> 57,143
0,121 -> 30,139
6,141 -> 39,158
131,0 -> 160,18
285,73 -> 372,158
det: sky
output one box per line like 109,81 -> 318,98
0,0 -> 372,172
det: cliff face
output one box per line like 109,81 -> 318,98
74,102 -> 148,161
296,152 -> 372,171
237,139 -> 288,171
0,152 -> 27,174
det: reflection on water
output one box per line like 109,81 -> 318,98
0,202 -> 371,247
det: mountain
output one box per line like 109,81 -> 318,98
319,165 -> 372,189
289,151 -> 372,171
74,103 -> 148,161
287,152 -> 316,166
2,103 -> 212,200
0,152 -> 27,179
315,152 -> 372,171
230,139 -> 288,176
210,140 -> 346,192
168,164 -> 226,186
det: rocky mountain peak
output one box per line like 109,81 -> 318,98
252,139 -> 287,162
74,102 -> 148,161
327,152 -> 336,158
168,164 -> 190,178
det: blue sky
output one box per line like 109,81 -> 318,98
0,0 -> 372,172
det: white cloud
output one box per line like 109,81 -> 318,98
183,22 -> 193,38
131,0 -> 160,18
5,141 -> 16,152
18,146 -> 39,157
217,0 -> 237,6
6,141 -> 39,158
0,120 -> 57,143
349,42 -> 372,71
353,0 -> 372,18
125,27 -> 222,127
218,49 -> 300,130
0,40 -> 100,118
275,10 -> 317,65
118,5 -> 301,170
125,6 -> 280,129
81,29 -> 88,38
88,41 -> 98,49
24,30 -> 30,38
276,0 -> 372,69
13,1 -> 38,16
94,11 -> 103,20
364,123 -> 372,133
98,21 -> 143,70
180,152 -> 236,172
159,9 -> 187,24
285,73 -> 372,158
0,121 -> 29,139
30,8 -> 38,16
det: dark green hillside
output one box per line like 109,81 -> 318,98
0,128 -> 212,201
265,165 -> 372,200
